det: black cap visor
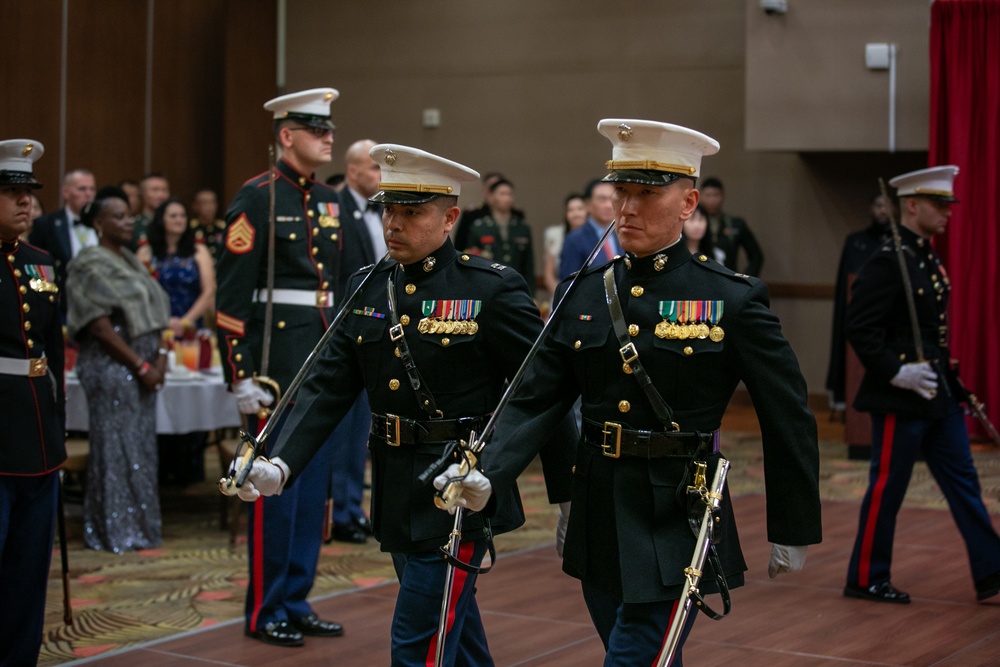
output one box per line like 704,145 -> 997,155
0,170 -> 42,189
370,190 -> 441,205
602,169 -> 691,187
283,112 -> 335,131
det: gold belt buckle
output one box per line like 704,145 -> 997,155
601,421 -> 622,458
315,290 -> 330,308
385,414 -> 401,446
29,358 -> 47,377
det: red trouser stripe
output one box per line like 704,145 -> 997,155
858,414 -> 897,587
249,497 -> 265,631
424,541 -> 476,667
653,598 -> 683,667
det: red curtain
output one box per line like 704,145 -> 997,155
929,0 -> 1000,441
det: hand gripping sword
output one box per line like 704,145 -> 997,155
422,221 -> 619,667
655,458 -> 731,667
219,253 -> 392,495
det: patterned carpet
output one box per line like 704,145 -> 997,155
39,434 -> 1000,665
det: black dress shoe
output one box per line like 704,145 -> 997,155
353,515 -> 373,535
291,613 -> 344,637
245,620 -> 305,647
843,582 -> 911,604
332,521 -> 368,544
975,571 -> 1000,601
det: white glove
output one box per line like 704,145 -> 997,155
233,379 -> 274,415
890,361 -> 938,400
555,501 -> 571,558
235,457 -> 290,501
768,543 -> 808,578
432,463 -> 493,513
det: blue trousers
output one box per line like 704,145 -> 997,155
847,401 -> 1000,589
0,471 -> 58,667
330,392 -> 371,526
244,413 -> 337,630
390,539 -> 491,667
582,581 -> 698,667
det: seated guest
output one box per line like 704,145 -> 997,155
66,186 -> 170,553
682,205 -> 725,264
138,197 -> 216,338
542,193 -> 586,295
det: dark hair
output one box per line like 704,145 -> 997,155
80,185 -> 129,228
583,178 -> 611,200
488,178 -> 513,193
140,172 -> 168,185
563,193 -> 584,234
325,173 -> 345,187
700,177 -> 723,191
118,178 -> 139,188
147,197 -> 196,259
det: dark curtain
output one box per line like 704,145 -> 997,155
929,0 -> 1000,440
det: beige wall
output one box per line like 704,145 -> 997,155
285,0 -> 931,394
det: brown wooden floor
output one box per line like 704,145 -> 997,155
64,492 -> 1000,666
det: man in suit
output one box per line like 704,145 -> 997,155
441,119 -> 822,666
558,178 -> 620,280
0,139 -> 67,666
700,177 -> 764,277
843,165 -> 1000,604
322,138 -> 385,544
235,144 -> 576,666
27,168 -> 96,310
215,87 -> 363,647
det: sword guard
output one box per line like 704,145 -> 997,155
252,374 -> 282,418
218,430 -> 262,496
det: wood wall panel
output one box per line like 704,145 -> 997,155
221,0 -> 277,207
0,0 -> 66,210
64,0 -> 147,192
151,0 -> 226,205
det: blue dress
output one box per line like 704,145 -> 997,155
152,253 -> 201,324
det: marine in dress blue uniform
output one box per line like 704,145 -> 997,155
844,166 -> 1000,604
236,144 -> 575,666
0,139 -> 67,666
214,88 -> 363,647
443,120 -> 823,666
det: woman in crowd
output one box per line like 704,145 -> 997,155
138,197 -> 216,339
683,204 -> 726,264
66,186 -> 170,553
542,193 -> 586,295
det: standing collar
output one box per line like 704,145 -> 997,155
399,238 -> 458,276
623,235 -> 690,278
275,158 -> 316,191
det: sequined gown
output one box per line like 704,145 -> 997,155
76,314 -> 162,553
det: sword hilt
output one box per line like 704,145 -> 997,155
434,433 -> 480,511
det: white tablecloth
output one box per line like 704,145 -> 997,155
65,369 -> 242,434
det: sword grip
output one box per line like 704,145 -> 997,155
434,440 -> 479,511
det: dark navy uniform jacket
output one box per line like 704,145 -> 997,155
271,240 -> 575,554
482,240 -> 821,603
1,240 -> 66,475
215,158 -> 365,391
462,213 -> 535,296
848,226 -> 956,419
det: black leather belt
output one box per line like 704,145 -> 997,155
370,412 -> 489,447
582,419 -> 720,459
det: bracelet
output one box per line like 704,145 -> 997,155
137,361 -> 151,376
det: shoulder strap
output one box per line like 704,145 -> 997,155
387,271 -> 442,419
603,266 -> 678,430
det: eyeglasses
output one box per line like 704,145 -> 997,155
288,126 -> 334,139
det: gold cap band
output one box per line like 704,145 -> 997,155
604,159 -> 696,176
377,181 -> 454,195
913,187 -> 954,197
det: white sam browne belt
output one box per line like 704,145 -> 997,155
0,356 -> 47,377
254,288 -> 334,308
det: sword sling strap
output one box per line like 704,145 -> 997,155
387,270 -> 442,419
603,265 -> 678,430
692,546 -> 732,620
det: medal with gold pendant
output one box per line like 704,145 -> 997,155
656,300 -> 679,339
707,300 -> 725,342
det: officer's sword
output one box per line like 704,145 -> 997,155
879,178 -> 926,366
425,222 -> 618,667
219,253 -> 392,495
655,459 -> 730,667
252,146 -> 279,417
